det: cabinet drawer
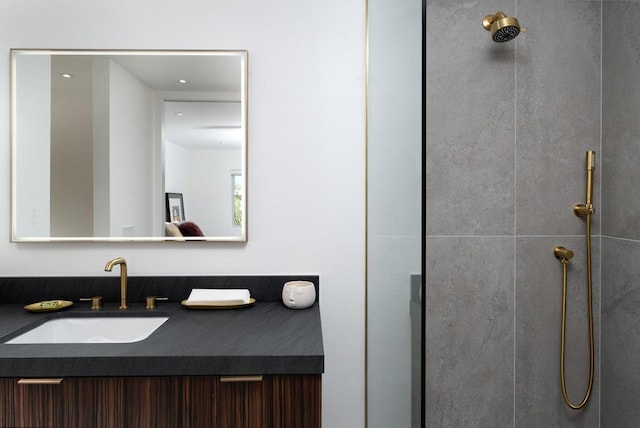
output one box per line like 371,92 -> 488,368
0,375 -> 321,428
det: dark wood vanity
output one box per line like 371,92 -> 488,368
0,375 -> 321,428
0,276 -> 323,428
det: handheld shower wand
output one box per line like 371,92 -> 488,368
585,150 -> 595,205
555,150 -> 596,410
574,151 -> 596,217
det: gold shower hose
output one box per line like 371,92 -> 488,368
556,152 -> 596,410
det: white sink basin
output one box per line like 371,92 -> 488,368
5,316 -> 169,344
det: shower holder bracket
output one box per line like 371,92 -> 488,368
573,203 -> 595,217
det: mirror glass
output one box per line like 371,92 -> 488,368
11,49 -> 247,242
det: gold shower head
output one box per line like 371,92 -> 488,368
483,12 -> 521,43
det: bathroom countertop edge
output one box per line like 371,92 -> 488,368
0,301 -> 324,377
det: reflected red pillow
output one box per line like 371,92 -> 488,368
178,221 -> 204,237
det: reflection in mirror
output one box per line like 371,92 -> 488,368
11,49 -> 247,242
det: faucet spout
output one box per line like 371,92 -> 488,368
105,257 -> 128,309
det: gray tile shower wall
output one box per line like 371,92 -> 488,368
602,1 -> 640,241
425,237 -> 514,427
426,0 -> 515,237
515,237 -> 600,427
515,0 -> 602,236
601,238 -> 640,425
426,0 -> 603,426
601,2 -> 640,426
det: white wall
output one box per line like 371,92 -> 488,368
0,1 -> 366,426
187,148 -> 241,237
164,139 -> 189,201
108,59 -> 155,237
164,143 -> 241,237
13,54 -> 51,238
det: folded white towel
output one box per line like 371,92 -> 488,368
186,289 -> 251,304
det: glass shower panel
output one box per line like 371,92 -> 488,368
366,0 -> 422,426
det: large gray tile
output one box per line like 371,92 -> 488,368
426,0 -> 516,236
516,0 -> 601,236
515,237 -> 600,427
425,237 -> 514,427
601,237 -> 640,426
602,1 -> 640,240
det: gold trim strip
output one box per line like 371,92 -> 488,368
220,375 -> 263,383
18,378 -> 64,385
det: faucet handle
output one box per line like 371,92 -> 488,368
145,296 -> 168,309
79,296 -> 103,310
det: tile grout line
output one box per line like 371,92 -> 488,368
513,0 -> 519,422
598,1 -> 603,425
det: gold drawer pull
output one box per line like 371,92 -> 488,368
220,375 -> 263,383
18,378 -> 64,385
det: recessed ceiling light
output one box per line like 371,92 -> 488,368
178,79 -> 188,84
175,112 -> 185,116
61,73 -> 73,78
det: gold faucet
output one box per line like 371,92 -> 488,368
104,257 -> 128,309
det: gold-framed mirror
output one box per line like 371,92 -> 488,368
11,49 -> 247,242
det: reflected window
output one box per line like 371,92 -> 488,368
232,171 -> 243,226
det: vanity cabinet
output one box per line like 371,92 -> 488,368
0,374 -> 321,428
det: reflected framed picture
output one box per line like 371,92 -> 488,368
166,193 -> 185,222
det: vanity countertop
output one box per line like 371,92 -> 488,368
0,276 -> 323,378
